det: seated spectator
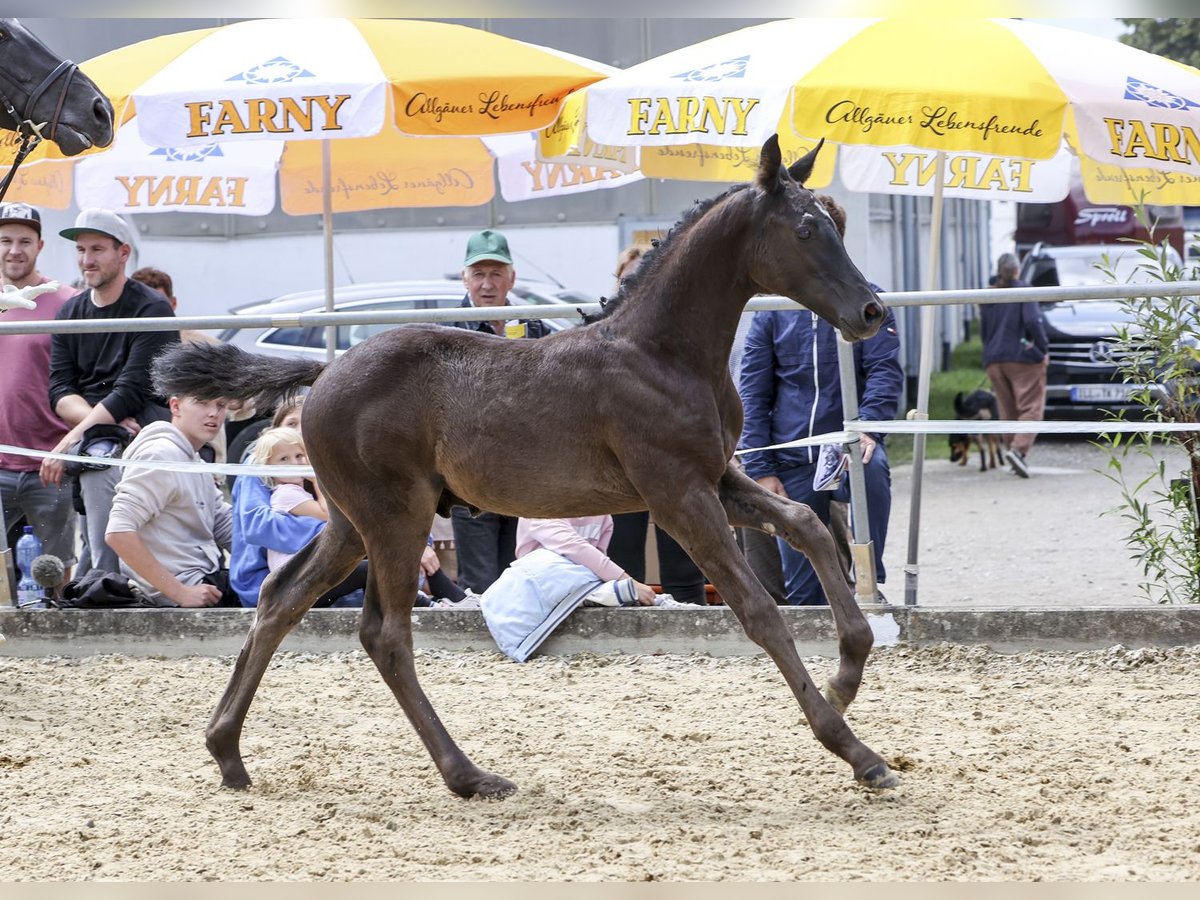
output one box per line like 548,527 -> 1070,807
104,389 -> 238,608
229,463 -> 323,608
226,395 -> 304,492
480,515 -> 674,663
232,419 -> 464,608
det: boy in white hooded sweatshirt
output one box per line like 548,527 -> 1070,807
105,391 -> 234,608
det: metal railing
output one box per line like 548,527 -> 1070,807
4,281 -> 1199,338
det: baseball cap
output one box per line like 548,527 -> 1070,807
463,229 -> 513,267
59,208 -> 134,247
0,202 -> 42,235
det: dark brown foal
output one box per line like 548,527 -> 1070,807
153,133 -> 898,798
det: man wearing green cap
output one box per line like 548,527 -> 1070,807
449,228 -> 550,592
452,229 -> 551,340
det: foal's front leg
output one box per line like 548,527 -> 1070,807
717,464 -> 874,715
648,480 -> 897,789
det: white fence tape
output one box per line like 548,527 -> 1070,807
736,419 -> 1198,454
0,442 -> 311,479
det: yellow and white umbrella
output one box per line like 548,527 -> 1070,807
1,18 -> 630,356
542,17 -> 1200,206
5,19 -> 639,212
4,18 -> 610,159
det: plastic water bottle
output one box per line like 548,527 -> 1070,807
15,525 -> 44,610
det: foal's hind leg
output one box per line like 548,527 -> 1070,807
355,492 -> 515,800
207,510 -> 365,789
717,464 -> 873,716
646,474 -> 896,789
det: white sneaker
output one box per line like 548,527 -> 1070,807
434,594 -> 481,610
582,579 -> 638,607
1005,449 -> 1030,478
652,593 -> 691,608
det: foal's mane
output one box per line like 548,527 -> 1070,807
591,182 -> 753,322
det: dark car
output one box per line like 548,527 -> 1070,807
1019,243 -> 1187,417
218,278 -> 591,359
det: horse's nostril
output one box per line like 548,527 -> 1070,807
864,300 -> 884,323
93,98 -> 113,126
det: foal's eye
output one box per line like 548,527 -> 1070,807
796,225 -> 812,241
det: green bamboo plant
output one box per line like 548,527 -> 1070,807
1095,217 -> 1200,603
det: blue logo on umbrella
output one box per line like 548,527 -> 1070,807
149,145 -> 226,163
672,55 -> 749,82
1123,77 -> 1199,110
227,57 -> 315,85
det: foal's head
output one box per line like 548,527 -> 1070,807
747,135 -> 886,342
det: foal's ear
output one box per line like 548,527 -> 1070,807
786,138 -> 825,185
756,134 -> 783,192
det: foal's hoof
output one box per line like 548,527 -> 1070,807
453,771 -> 517,800
218,768 -> 253,791
221,775 -> 252,791
857,762 -> 900,790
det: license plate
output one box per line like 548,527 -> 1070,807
1070,384 -> 1137,403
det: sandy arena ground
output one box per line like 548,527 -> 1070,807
3,643 -> 1199,881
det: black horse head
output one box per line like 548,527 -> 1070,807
0,18 -> 114,155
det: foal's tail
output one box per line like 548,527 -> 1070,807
151,342 -> 326,412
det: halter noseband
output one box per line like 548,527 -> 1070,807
0,57 -> 80,201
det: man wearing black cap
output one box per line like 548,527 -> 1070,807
448,228 -> 549,593
0,202 -> 80,578
40,208 -> 179,576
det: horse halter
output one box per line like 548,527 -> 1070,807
0,58 -> 80,202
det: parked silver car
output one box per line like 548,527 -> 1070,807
218,279 -> 593,358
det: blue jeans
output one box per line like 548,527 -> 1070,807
775,444 -> 891,606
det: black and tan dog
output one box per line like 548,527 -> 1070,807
949,389 -> 1002,471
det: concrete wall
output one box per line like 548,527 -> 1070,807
4,606 -> 1200,660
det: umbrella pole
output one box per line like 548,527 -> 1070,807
322,138 -> 335,363
903,151 -> 946,606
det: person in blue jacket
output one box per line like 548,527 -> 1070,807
737,195 -> 903,606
